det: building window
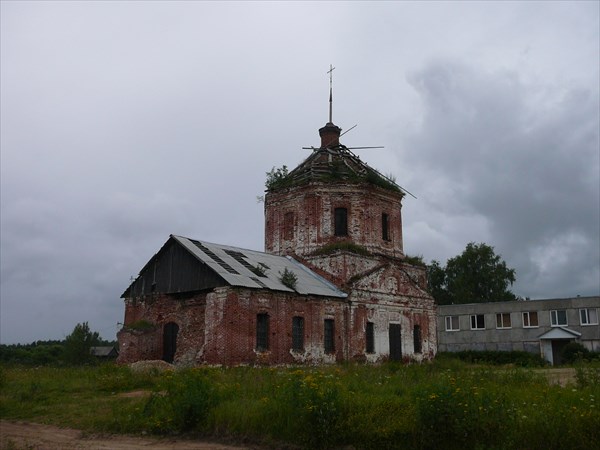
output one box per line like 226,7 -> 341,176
550,310 -> 567,327
470,314 -> 485,330
256,313 -> 269,351
382,213 -> 390,241
334,208 -> 348,236
445,315 -> 460,331
522,311 -> 539,328
580,308 -> 599,326
292,316 -> 304,351
324,319 -> 335,353
496,313 -> 512,329
366,322 -> 375,353
413,325 -> 422,353
284,212 -> 294,240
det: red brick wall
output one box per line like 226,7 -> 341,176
265,182 -> 404,259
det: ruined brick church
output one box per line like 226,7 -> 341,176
117,85 -> 437,365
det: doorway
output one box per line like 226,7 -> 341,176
389,323 -> 402,361
163,322 -> 179,363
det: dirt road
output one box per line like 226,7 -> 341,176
0,421 -> 251,450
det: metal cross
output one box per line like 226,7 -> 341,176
327,65 -> 335,123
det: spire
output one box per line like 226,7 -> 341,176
319,64 -> 341,148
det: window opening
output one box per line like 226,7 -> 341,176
366,322 -> 375,353
496,313 -> 512,329
256,313 -> 269,351
580,308 -> 598,325
334,208 -> 348,237
550,310 -> 567,327
470,314 -> 485,330
292,316 -> 304,351
324,319 -> 335,353
413,325 -> 422,353
522,311 -> 538,328
382,213 -> 390,241
445,316 -> 459,331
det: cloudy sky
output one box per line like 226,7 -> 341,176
1,1 -> 598,344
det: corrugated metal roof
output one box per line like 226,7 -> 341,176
172,235 -> 347,298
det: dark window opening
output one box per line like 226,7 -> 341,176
389,323 -> 402,361
382,213 -> 390,241
292,316 -> 304,351
324,319 -> 335,353
413,325 -> 422,353
334,208 -> 348,237
162,322 -> 179,363
470,314 -> 485,330
256,313 -> 269,351
366,322 -> 375,353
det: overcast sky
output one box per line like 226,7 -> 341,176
1,1 -> 598,344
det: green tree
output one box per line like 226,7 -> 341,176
63,322 -> 100,365
428,242 -> 517,305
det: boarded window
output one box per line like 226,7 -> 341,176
470,314 -> 485,330
256,313 -> 269,351
292,316 -> 304,351
284,212 -> 294,240
496,313 -> 512,329
382,213 -> 390,241
324,319 -> 335,353
413,325 -> 422,353
366,322 -> 375,353
522,311 -> 538,328
334,208 -> 348,236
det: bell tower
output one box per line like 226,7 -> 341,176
264,69 -> 406,272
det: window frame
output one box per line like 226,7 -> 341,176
324,319 -> 335,354
334,207 -> 348,237
445,315 -> 460,331
283,211 -> 295,240
496,312 -> 512,329
550,309 -> 568,327
580,308 -> 599,326
256,313 -> 269,352
292,316 -> 304,351
522,311 -> 539,328
470,314 -> 485,330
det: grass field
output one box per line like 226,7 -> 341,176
1,359 -> 599,450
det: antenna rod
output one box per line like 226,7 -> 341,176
327,64 -> 335,123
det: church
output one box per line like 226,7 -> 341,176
117,84 -> 437,366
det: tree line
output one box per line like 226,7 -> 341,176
0,322 -> 116,365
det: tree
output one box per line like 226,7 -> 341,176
428,242 -> 517,305
63,322 -> 100,365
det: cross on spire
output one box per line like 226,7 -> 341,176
327,64 -> 335,124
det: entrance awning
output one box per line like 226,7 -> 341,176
538,327 -> 582,340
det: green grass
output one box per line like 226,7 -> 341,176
1,361 -> 599,449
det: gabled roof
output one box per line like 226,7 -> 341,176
538,327 -> 582,340
156,235 -> 347,298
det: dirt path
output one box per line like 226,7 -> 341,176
0,421 -> 251,450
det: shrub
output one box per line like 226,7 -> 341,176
561,342 -> 591,364
143,369 -> 217,433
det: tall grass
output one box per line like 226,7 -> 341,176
1,361 -> 599,449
